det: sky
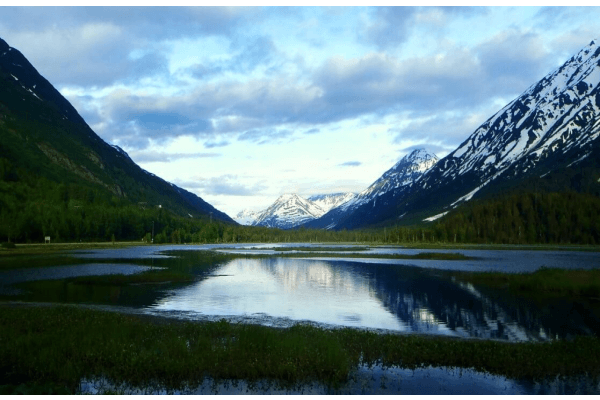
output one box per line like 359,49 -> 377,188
1,5 -> 599,217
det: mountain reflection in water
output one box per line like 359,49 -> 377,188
147,257 -> 596,341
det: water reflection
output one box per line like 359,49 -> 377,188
3,245 -> 598,342
84,365 -> 598,395
147,257 -> 598,341
150,258 -> 405,332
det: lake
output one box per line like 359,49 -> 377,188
2,243 -> 600,394
2,244 -> 599,341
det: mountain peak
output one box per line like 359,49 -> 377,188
0,38 -> 9,52
276,193 -> 302,202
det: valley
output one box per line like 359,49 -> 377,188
2,15 -> 600,396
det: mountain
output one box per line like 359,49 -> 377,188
326,39 -> 600,230
307,192 -> 357,212
251,193 -> 327,229
243,192 -> 356,229
233,209 -> 261,226
304,149 -> 439,229
0,37 -> 234,233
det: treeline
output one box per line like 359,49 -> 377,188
427,191 -> 600,245
2,172 -> 600,246
0,173 -> 364,244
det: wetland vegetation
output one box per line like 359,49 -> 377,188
1,305 -> 600,395
1,244 -> 600,394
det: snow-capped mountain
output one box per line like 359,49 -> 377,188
235,192 -> 357,228
234,209 -> 262,226
307,192 -> 357,213
422,39 -> 600,207
327,39 -> 600,229
359,149 -> 439,201
252,193 -> 328,229
304,149 -> 439,229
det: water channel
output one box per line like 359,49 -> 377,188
2,243 -> 600,394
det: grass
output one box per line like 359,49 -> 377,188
55,269 -> 196,286
0,242 -> 143,271
2,244 -> 600,393
456,267 -> 600,298
1,305 -> 599,394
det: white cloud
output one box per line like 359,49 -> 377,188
3,6 -> 600,217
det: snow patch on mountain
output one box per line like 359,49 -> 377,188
416,39 -> 600,211
304,149 -> 439,230
234,209 -> 262,226
332,149 -> 439,216
252,193 -> 326,229
307,192 -> 357,213
239,192 -> 357,229
423,211 -> 449,222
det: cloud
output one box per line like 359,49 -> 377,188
533,7 -> 590,31
237,128 -> 293,145
94,30 -> 561,152
474,29 -> 552,92
2,22 -> 171,87
338,161 -> 361,167
0,7 -> 248,40
362,6 -> 486,49
304,128 -> 320,135
362,7 -> 416,49
175,175 -> 268,196
204,140 -> 230,148
187,35 -> 277,79
5,7 -> 589,165
389,108 -> 495,151
129,151 -> 221,163
0,7 -> 248,87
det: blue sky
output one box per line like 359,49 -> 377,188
1,6 -> 599,217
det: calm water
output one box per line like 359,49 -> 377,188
80,365 -> 600,395
3,243 -> 600,394
3,244 -> 599,341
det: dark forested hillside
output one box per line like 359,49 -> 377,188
0,37 -> 234,243
426,191 -> 600,245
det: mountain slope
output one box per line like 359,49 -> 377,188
234,192 -> 357,228
0,37 -> 234,227
252,193 -> 327,229
330,39 -> 600,230
304,149 -> 439,229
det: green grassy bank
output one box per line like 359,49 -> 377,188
1,305 -> 600,394
456,267 -> 600,298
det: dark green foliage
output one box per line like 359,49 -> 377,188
364,191 -> 600,245
432,191 -> 600,245
1,306 -> 600,393
456,267 -> 600,298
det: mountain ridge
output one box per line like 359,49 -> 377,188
320,39 -> 600,230
304,149 -> 439,229
0,37 -> 235,230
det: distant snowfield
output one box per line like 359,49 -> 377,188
423,211 -> 449,222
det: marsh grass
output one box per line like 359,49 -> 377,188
457,268 -> 600,298
1,305 -> 600,394
62,269 -> 196,286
